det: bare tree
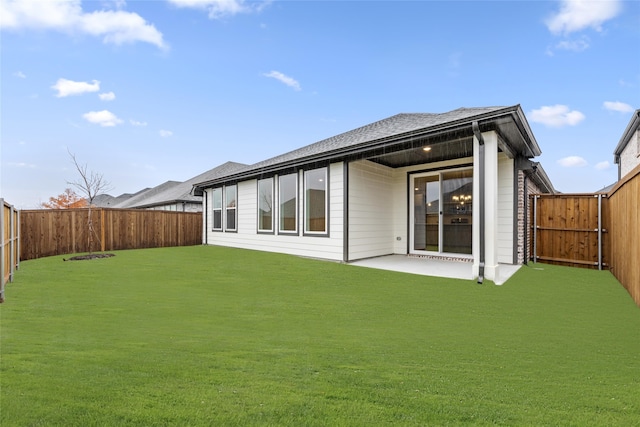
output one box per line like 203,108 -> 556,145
67,149 -> 112,254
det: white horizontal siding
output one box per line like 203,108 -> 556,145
390,169 -> 408,254
348,160 -> 395,260
497,154 -> 514,264
328,162 -> 344,242
204,164 -> 344,261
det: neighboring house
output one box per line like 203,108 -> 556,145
93,190 -> 147,208
192,105 -> 554,283
613,109 -> 640,180
103,162 -> 247,212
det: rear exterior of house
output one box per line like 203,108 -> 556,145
614,109 -> 640,180
193,105 -> 554,282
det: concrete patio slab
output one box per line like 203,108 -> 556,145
349,255 -> 521,285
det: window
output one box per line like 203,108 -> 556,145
279,173 -> 298,233
304,168 -> 328,234
212,188 -> 222,230
225,185 -> 237,231
257,178 -> 273,232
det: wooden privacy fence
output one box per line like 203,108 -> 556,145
529,163 -> 640,306
529,193 -> 609,269
607,164 -> 640,306
1,199 -> 20,302
20,208 -> 202,261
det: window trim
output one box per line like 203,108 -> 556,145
303,167 -> 329,237
225,184 -> 237,232
211,187 -> 223,232
278,173 -> 299,235
257,178 -> 275,234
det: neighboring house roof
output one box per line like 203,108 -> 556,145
193,105 -> 541,191
613,109 -> 640,158
597,183 -> 616,193
110,161 -> 248,209
112,181 -> 183,209
527,162 -> 555,194
93,188 -> 150,207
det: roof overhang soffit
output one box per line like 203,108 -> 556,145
194,106 -> 540,188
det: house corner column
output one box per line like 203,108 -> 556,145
472,131 -> 500,282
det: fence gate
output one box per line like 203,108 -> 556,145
529,194 -> 609,270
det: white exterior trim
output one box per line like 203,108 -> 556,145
497,153 -> 514,264
472,131 -> 501,282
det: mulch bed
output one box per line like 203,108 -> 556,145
64,253 -> 116,261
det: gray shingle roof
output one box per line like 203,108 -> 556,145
193,105 -> 540,189
113,181 -> 183,209
247,107 -> 504,170
111,161 -> 248,209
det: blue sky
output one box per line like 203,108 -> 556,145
1,0 -> 638,208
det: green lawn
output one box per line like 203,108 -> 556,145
1,246 -> 639,426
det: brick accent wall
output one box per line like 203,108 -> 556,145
516,170 -> 525,264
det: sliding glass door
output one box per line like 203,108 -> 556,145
411,169 -> 473,255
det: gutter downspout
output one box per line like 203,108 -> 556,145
472,121 -> 485,284
343,161 -> 349,263
202,189 -> 208,245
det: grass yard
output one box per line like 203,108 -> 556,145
1,246 -> 639,426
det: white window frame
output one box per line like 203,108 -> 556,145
257,178 -> 274,233
303,167 -> 328,236
211,187 -> 222,231
278,173 -> 298,234
225,185 -> 237,232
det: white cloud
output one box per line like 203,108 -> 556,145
159,129 -> 173,137
99,91 -> 116,101
168,0 -> 270,19
130,119 -> 148,126
618,79 -> 636,88
52,78 -> 100,97
0,0 -> 166,49
595,161 -> 610,170
82,110 -> 123,127
108,0 -> 127,9
8,161 -> 37,168
554,36 -> 590,52
603,101 -> 634,113
529,105 -> 585,127
546,0 -> 622,35
79,9 -> 167,48
558,156 -> 588,168
13,71 -> 26,78
263,70 -> 301,91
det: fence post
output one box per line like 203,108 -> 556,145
9,204 -> 15,282
597,194 -> 602,271
101,209 -> 106,252
71,210 -> 76,254
1,199 -> 5,303
16,207 -> 20,272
